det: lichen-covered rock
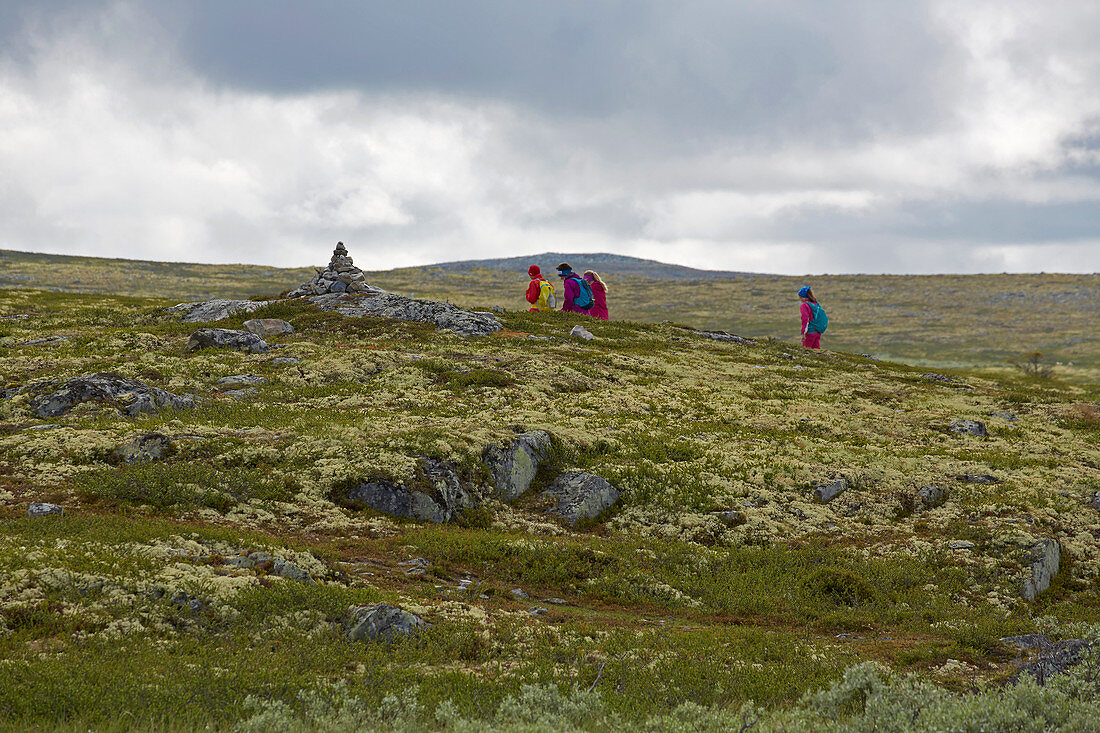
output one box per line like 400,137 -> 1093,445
344,603 -> 429,643
310,292 -> 503,337
570,325 -> 595,341
958,473 -> 999,484
950,419 -> 988,436
243,318 -> 294,337
28,502 -> 63,517
113,433 -> 174,464
338,458 -> 477,523
543,471 -> 619,525
28,372 -> 196,418
1091,490 -> 1100,511
482,431 -> 552,500
186,328 -> 269,353
687,328 -> 755,345
1022,539 -> 1061,601
168,299 -> 272,323
914,485 -> 947,510
812,478 -> 848,503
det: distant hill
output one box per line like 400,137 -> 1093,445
424,252 -> 762,280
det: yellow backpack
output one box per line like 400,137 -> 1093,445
537,280 -> 557,311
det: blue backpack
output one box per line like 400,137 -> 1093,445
569,275 -> 594,309
807,302 -> 828,333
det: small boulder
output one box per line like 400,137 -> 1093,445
921,373 -> 953,383
271,558 -> 313,583
958,473 -> 1000,484
950,419 -> 988,436
344,603 -> 429,643
812,478 -> 848,503
186,329 -> 269,354
27,502 -> 63,517
339,458 -> 476,523
543,471 -> 620,525
1022,539 -> 1061,601
271,357 -> 301,365
1008,638 -> 1092,685
914,485 -> 947,510
113,433 -> 174,464
710,510 -> 745,527
482,431 -> 552,500
243,319 -> 294,337
1090,491 -> 1100,511
990,412 -> 1017,422
215,375 -> 266,389
570,325 -> 595,341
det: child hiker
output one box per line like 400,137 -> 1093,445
799,286 -> 828,349
556,263 -> 594,314
525,265 -> 556,311
583,270 -> 609,321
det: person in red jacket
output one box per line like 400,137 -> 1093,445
525,265 -> 552,311
583,270 -> 609,320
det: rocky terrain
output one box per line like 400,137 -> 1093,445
0,247 -> 1099,730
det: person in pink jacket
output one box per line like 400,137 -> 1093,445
583,270 -> 609,321
556,263 -> 588,314
799,285 -> 828,349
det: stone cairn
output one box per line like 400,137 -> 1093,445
287,242 -> 384,298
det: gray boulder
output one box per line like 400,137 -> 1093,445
243,318 -> 294,337
113,433 -> 174,464
28,373 -> 196,418
812,478 -> 848,503
215,375 -> 266,389
958,473 -> 1000,484
1091,491 -> 1100,511
1008,638 -> 1092,685
1022,539 -> 1061,601
309,292 -> 502,337
27,502 -> 63,517
345,603 -> 429,643
543,471 -> 620,525
482,431 -> 552,500
186,329 -> 269,354
914,485 -> 947,510
950,419 -> 988,436
168,299 -> 272,323
921,373 -> 953,383
270,357 -> 301,365
570,325 -> 595,341
687,328 -> 755,345
339,458 -> 477,523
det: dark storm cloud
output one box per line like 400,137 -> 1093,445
2,1 -> 1100,273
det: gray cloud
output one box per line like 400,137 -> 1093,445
1,0 -> 1099,273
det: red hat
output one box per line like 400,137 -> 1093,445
528,265 -> 541,277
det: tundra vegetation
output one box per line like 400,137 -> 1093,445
0,256 -> 1099,730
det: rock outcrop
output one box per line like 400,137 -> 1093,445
287,242 -> 386,298
168,299 -> 272,323
1022,539 -> 1061,601
344,603 -> 430,643
186,329 -> 270,353
543,471 -> 620,525
338,458 -> 478,524
27,373 -> 196,418
309,292 -> 502,337
482,431 -> 552,500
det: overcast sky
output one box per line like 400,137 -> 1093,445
2,1 -> 1099,274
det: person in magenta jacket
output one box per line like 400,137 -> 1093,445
799,285 -> 827,349
583,270 -> 609,320
556,263 -> 587,314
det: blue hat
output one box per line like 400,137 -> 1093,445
798,286 -> 812,298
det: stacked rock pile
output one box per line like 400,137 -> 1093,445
287,242 -> 385,298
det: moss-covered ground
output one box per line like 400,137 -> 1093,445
1,284 -> 1099,730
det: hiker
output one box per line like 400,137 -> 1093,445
799,286 -> 828,349
556,263 -> 594,315
525,265 -> 556,312
583,270 -> 609,321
